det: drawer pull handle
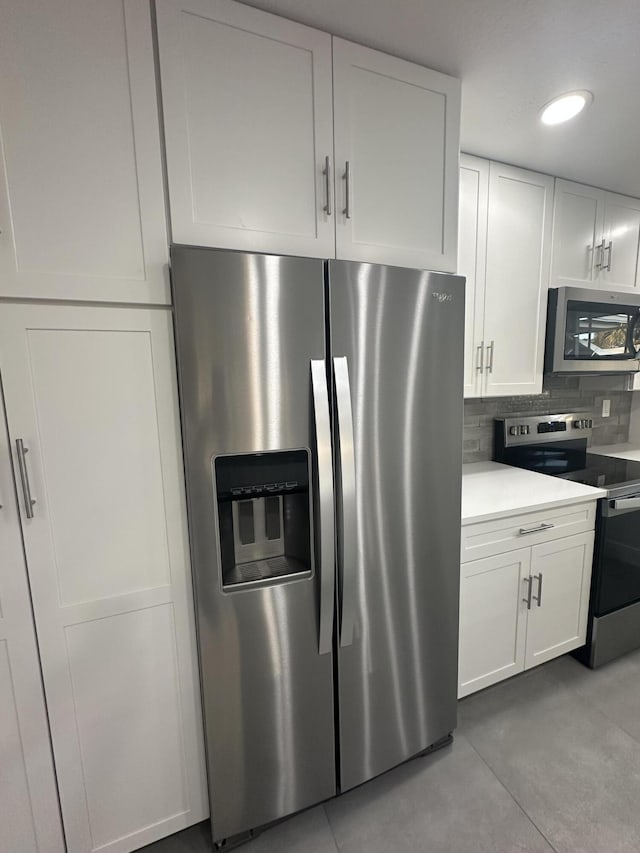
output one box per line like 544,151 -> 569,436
518,522 -> 554,535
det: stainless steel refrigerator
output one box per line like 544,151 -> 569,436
171,247 -> 464,845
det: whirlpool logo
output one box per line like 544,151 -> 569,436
432,291 -> 453,303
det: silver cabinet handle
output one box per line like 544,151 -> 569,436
343,161 -> 351,220
518,522 -> 554,535
15,439 -> 36,519
485,340 -> 495,374
333,356 -> 357,648
603,240 -> 613,272
322,155 -> 332,216
522,576 -> 533,610
532,572 -> 543,607
311,360 -> 335,655
594,242 -> 604,269
476,341 -> 484,372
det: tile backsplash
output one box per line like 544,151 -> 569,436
463,375 -> 633,464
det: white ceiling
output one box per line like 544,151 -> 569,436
241,0 -> 640,197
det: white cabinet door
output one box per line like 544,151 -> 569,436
0,397 -> 64,853
525,532 -> 594,670
0,0 -> 169,304
483,162 -> 553,398
0,304 -> 207,853
549,179 -> 604,289
458,155 -> 489,398
332,38 -> 460,271
458,549 -> 530,698
600,192 -> 640,291
156,0 -> 334,258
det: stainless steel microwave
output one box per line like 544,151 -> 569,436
545,287 -> 640,374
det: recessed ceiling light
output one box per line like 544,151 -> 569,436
540,90 -> 593,126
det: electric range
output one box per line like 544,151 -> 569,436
494,412 -> 640,668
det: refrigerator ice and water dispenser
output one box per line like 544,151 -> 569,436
214,450 -> 312,587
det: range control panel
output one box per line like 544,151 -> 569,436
496,412 -> 594,447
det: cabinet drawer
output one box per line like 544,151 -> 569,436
461,501 -> 597,563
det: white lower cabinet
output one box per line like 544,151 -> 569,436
459,548 -> 530,697
459,508 -> 595,698
524,533 -> 594,669
0,303 -> 208,852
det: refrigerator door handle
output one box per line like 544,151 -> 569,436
311,360 -> 336,655
333,356 -> 357,648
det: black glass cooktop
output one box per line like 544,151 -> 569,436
558,453 -> 640,491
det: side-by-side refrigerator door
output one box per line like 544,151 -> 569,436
171,248 -> 336,842
328,261 -> 465,792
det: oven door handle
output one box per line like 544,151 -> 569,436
604,496 -> 640,517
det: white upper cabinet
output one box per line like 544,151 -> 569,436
550,179 -> 640,292
332,38 -> 460,271
483,162 -> 554,397
0,304 -> 207,852
156,0 -> 460,267
458,156 -> 489,398
549,180 -> 602,288
0,0 -> 169,304
600,192 -> 640,291
0,402 -> 65,853
156,0 -> 335,258
459,157 -> 553,398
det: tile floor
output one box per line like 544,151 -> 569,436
143,649 -> 640,853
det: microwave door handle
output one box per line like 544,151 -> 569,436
630,311 -> 640,358
311,360 -> 335,655
333,356 -> 357,648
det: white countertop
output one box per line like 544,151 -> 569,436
589,443 -> 640,462
462,461 -> 607,525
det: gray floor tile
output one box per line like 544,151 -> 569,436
141,807 -> 338,853
460,663 -> 640,853
544,649 -> 640,744
325,734 -> 553,853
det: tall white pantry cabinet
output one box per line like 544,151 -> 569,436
0,307 -> 208,853
0,1 -> 207,851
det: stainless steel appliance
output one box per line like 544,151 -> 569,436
546,286 -> 640,374
171,247 -> 465,845
495,412 -> 640,668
